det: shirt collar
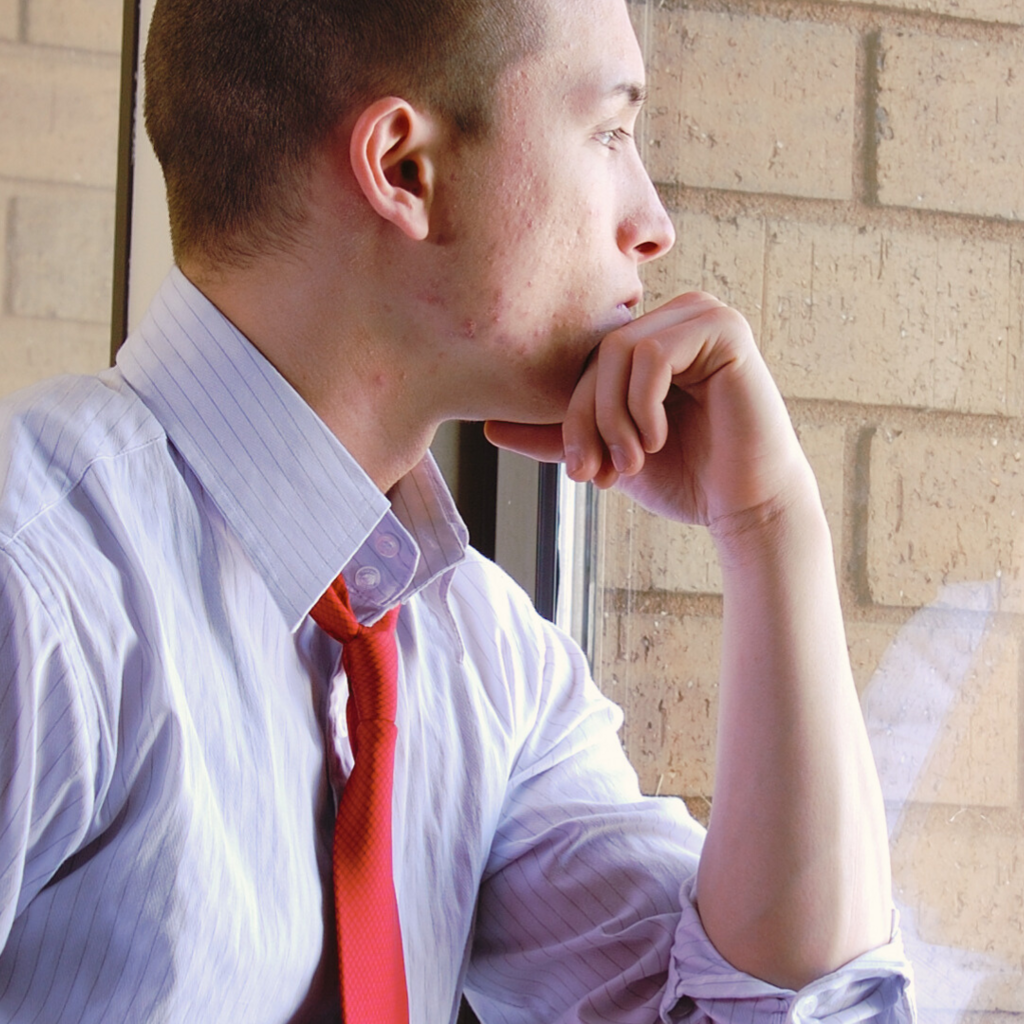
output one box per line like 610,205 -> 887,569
116,268 -> 467,630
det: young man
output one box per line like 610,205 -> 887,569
0,0 -> 913,1020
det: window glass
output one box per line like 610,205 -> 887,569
560,2 -> 1024,1018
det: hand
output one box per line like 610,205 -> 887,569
485,292 -> 813,533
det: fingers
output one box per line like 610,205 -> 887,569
488,293 -> 757,492
563,292 -> 754,485
560,369 -> 620,485
585,335 -> 640,475
483,421 -> 565,462
483,417 -> 619,487
625,336 -> 673,454
573,334 -> 671,479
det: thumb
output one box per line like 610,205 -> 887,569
483,421 -> 565,463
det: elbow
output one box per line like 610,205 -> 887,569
695,890 -> 893,991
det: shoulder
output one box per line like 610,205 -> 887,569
446,547 -> 557,656
450,548 -> 541,617
445,547 -> 602,709
0,371 -> 166,546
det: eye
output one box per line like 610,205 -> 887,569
594,127 -> 633,149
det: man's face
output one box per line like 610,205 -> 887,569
422,0 -> 675,425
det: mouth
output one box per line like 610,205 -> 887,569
612,297 -> 641,325
617,293 -> 643,319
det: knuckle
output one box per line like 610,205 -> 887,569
713,305 -> 756,345
663,289 -> 720,311
598,328 -> 635,358
632,334 -> 665,364
717,304 -> 750,330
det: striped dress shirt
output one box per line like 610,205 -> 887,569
0,269 -> 914,1023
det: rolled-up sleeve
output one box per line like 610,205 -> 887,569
664,881 -> 914,1023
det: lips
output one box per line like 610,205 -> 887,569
615,292 -> 643,322
611,300 -> 639,327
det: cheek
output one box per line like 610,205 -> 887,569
448,160 -> 611,328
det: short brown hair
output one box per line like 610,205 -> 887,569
144,0 -> 543,265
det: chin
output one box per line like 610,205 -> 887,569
520,366 -> 582,419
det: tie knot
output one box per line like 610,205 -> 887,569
310,573 -> 401,723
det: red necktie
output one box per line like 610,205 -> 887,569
310,574 -> 409,1024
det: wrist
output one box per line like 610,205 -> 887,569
709,469 -> 832,575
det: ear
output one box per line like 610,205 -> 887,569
349,97 -> 438,241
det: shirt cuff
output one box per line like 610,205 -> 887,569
661,877 -> 916,1023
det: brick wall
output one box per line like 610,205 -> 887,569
0,0 -> 121,396
3,0 -> 1022,1014
602,0 -> 1024,1016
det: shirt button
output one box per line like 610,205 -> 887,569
375,533 -> 400,559
354,565 -> 381,590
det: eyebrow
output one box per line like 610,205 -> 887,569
610,82 -> 648,105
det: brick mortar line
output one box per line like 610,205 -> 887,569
635,0 -> 652,169
889,801 -> 1024,831
1018,638 -> 1024,819
653,184 -> 1024,244
845,603 -> 1024,633
860,28 -> 882,205
757,214 -> 771,363
848,422 -> 875,606
634,0 -> 1024,41
786,398 -> 1024,438
603,584 -> 1024,628
0,37 -> 121,62
0,310 -> 114,328
603,587 -> 724,618
0,177 -> 117,197
1008,245 -> 1016,425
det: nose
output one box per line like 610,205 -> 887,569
618,169 -> 675,264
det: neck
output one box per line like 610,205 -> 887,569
180,253 -> 441,495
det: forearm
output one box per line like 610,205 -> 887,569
696,477 -> 891,990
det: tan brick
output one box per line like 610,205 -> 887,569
27,0 -> 123,53
601,612 -> 721,798
877,33 -> 1024,220
763,220 -> 1023,416
599,422 -> 845,595
832,0 -> 1022,22
642,210 -> 765,331
601,489 -> 722,594
892,804 -> 1024,1010
868,429 -> 1024,610
7,192 -> 116,323
0,316 -> 109,397
860,611 -> 1018,808
0,0 -> 18,41
644,9 -> 856,200
0,43 -> 119,187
